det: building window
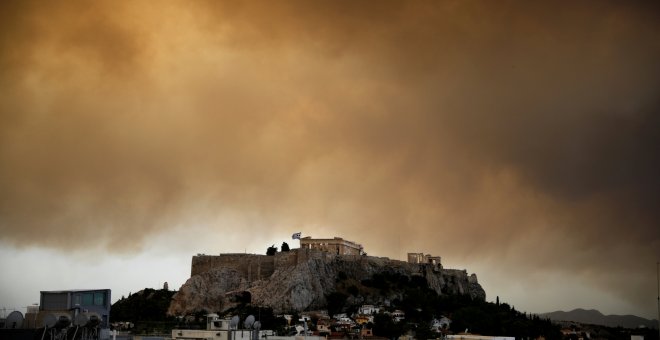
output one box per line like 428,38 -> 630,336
82,293 -> 93,306
94,292 -> 105,306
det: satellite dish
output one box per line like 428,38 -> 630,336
42,313 -> 57,328
74,313 -> 89,326
54,314 -> 71,329
5,311 -> 24,329
244,315 -> 255,329
230,315 -> 240,329
86,313 -> 101,327
253,321 -> 261,331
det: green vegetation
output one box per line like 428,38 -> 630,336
350,271 -> 562,339
326,291 -> 349,317
111,288 -> 177,334
446,297 -> 560,340
367,294 -> 560,339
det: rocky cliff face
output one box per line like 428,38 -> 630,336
168,250 -> 485,315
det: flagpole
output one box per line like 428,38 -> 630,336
292,232 -> 302,249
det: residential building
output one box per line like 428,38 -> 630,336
40,289 -> 111,328
359,304 -> 380,315
391,310 -> 405,323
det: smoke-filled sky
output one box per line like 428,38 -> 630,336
1,1 -> 659,320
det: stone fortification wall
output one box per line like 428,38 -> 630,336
298,247 -> 338,262
273,250 -> 299,268
275,247 -> 349,266
191,253 -> 276,281
192,250 -> 431,281
191,250 -> 309,281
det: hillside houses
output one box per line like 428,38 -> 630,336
280,305 -> 452,339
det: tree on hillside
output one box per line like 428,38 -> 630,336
373,312 -> 405,339
281,242 -> 290,252
112,288 -> 176,322
266,245 -> 278,256
413,321 -> 434,340
326,292 -> 348,317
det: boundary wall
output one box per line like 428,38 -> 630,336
192,249 -> 337,278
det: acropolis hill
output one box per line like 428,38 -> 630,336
168,237 -> 485,315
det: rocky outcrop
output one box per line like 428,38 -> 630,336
167,267 -> 249,315
168,249 -> 485,315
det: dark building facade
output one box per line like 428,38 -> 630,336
40,289 -> 111,328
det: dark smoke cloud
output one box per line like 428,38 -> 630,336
0,1 -> 658,317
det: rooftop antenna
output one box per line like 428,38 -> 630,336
299,315 -> 309,340
253,321 -> 261,340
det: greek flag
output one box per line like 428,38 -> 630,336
292,232 -> 302,240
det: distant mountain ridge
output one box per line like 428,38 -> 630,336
540,308 -> 658,329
